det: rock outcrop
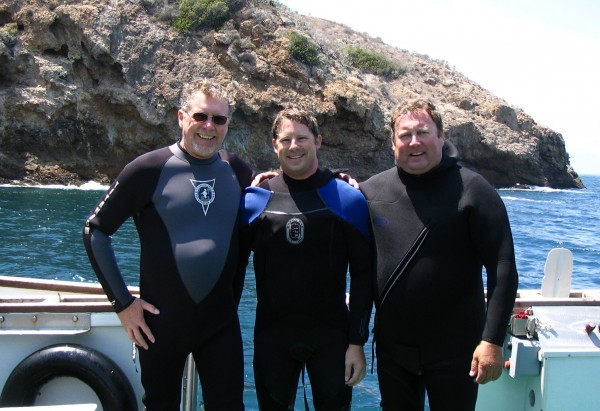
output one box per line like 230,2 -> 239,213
0,0 -> 584,188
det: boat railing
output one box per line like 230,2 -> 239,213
0,275 -> 139,313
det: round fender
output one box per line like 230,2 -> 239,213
0,343 -> 137,410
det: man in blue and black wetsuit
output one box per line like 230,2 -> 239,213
239,108 -> 374,410
360,99 -> 519,411
83,80 -> 251,410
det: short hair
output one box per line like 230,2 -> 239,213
390,99 -> 444,137
179,80 -> 235,115
271,108 -> 320,140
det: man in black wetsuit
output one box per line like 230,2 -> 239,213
360,99 -> 518,411
83,80 -> 252,410
239,108 -> 373,410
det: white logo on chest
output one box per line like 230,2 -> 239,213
286,217 -> 304,245
190,179 -> 215,216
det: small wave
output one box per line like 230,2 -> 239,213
79,181 -> 109,190
0,181 -> 109,190
499,186 -> 586,194
500,196 -> 553,203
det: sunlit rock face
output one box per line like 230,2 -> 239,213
0,0 -> 583,188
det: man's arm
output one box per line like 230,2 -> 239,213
469,175 -> 519,345
82,156 -> 165,346
467,175 -> 518,383
83,227 -> 135,312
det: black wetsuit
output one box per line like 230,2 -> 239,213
360,154 -> 518,411
83,143 -> 252,411
239,170 -> 373,410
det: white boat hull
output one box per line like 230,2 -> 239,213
2,276 -> 600,411
0,276 -> 144,410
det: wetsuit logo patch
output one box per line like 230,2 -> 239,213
190,179 -> 215,216
286,217 -> 304,245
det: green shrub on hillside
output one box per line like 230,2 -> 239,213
0,22 -> 18,38
286,32 -> 319,66
172,0 -> 230,34
345,46 -> 405,79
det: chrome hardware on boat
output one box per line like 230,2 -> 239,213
0,312 -> 91,335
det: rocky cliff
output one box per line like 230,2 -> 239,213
0,0 -> 584,188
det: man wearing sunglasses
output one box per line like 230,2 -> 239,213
83,80 -> 251,410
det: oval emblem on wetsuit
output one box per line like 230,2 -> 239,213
194,183 -> 215,205
286,217 -> 304,245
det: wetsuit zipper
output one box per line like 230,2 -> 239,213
378,225 -> 430,310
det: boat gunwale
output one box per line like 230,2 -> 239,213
0,275 -> 139,313
0,275 -> 139,294
2,275 -> 600,312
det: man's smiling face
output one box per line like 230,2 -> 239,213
392,110 -> 445,175
178,92 -> 230,159
272,118 -> 322,180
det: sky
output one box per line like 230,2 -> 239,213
278,0 -> 600,176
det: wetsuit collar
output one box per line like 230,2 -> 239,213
172,142 -> 221,165
396,150 -> 458,185
278,169 -> 334,191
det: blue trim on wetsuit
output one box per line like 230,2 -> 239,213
241,179 -> 372,243
318,179 -> 372,243
239,186 -> 271,227
239,169 -> 374,410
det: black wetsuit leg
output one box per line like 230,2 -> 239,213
376,343 -> 426,411
138,336 -> 189,411
254,330 -> 303,411
139,318 -> 244,411
377,343 -> 477,411
423,355 -> 478,411
304,329 -> 351,411
194,318 -> 245,410
254,326 -> 351,411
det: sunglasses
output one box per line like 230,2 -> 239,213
187,112 -> 229,126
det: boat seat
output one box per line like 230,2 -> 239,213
541,248 -> 573,298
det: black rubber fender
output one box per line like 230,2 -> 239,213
0,343 -> 137,410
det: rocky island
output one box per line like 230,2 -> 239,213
0,0 -> 584,188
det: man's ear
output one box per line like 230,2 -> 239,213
272,138 -> 278,154
315,134 -> 323,150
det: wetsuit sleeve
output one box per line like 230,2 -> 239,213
233,233 -> 246,307
467,175 -> 519,346
82,152 -> 162,312
346,228 -> 374,345
237,186 -> 272,305
86,228 -> 134,311
322,181 -> 374,345
216,150 -> 254,305
221,150 -> 254,304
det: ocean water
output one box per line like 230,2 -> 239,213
1,175 -> 599,409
